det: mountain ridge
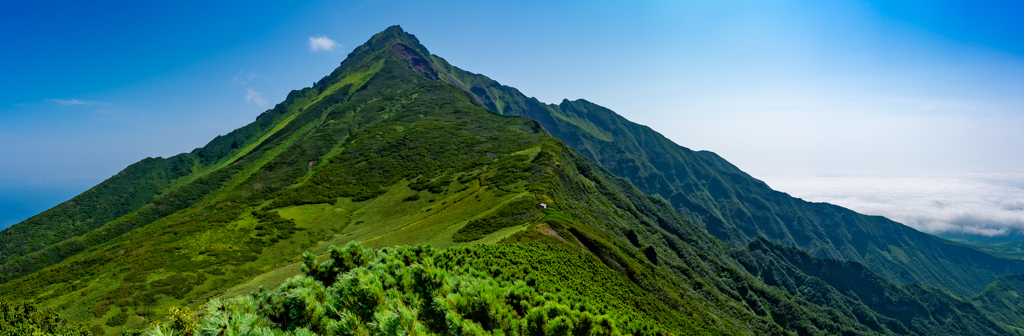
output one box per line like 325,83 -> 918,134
0,25 -> 1021,336
408,45 -> 1024,297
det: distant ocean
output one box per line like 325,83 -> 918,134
0,180 -> 95,230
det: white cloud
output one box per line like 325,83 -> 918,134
308,35 -> 340,53
245,88 -> 267,106
233,70 -> 258,85
47,98 -> 106,106
760,173 -> 1024,238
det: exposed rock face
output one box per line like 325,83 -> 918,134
391,43 -> 439,80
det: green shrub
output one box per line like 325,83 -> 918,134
106,309 -> 129,327
149,243 -> 653,336
0,298 -> 92,335
453,198 -> 544,242
91,302 -> 111,318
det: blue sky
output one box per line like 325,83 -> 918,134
2,0 -> 1023,236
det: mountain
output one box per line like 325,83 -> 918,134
939,229 -> 1024,246
955,238 -> 1024,260
0,154 -> 195,267
0,26 -> 1019,336
414,52 -> 1024,297
973,274 -> 1024,334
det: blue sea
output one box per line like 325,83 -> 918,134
0,180 -> 95,230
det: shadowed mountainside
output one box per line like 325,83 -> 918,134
416,50 -> 1024,297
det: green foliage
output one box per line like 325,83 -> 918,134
487,154 -> 537,189
452,197 -> 544,242
424,175 -> 452,194
0,297 -> 92,336
434,43 -> 1024,297
166,306 -> 198,335
442,242 -> 712,335
4,25 -> 1023,336
196,86 -> 319,164
150,275 -> 196,300
271,103 -> 540,208
407,177 -> 429,192
974,274 -> 1024,334
300,243 -> 376,287
105,309 -> 129,327
0,153 -> 195,267
151,243 -> 642,336
738,238 -> 1012,335
0,28 -> 551,334
959,239 -> 1024,260
0,164 -> 241,284
252,210 -> 302,243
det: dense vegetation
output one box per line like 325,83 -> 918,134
0,297 -> 92,336
452,198 -> 543,242
0,28 -> 555,334
2,25 -> 1023,336
424,45 -> 1024,297
958,239 -> 1024,260
737,238 -> 1010,335
0,164 -> 243,284
973,274 -> 1024,334
0,153 -> 195,267
0,77 -> 326,284
149,243 -> 654,336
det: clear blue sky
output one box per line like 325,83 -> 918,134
2,0 -> 1024,234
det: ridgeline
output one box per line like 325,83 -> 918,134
1,26 -> 1022,336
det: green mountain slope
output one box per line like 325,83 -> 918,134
738,238 -> 1008,335
0,39 -> 561,333
417,52 -> 1024,297
959,239 -> 1024,260
974,274 -> 1024,334
0,26 -> 1017,336
0,79 -> 333,284
0,153 -> 195,265
0,297 -> 92,335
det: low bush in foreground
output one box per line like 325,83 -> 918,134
148,242 -> 656,336
0,297 -> 91,336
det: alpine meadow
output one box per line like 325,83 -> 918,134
5,26 -> 1024,336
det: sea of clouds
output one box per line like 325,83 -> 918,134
759,173 -> 1024,239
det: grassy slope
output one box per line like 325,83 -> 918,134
224,125 -> 1012,335
515,137 -> 1010,335
0,79 -> 326,284
0,154 -> 195,265
426,54 -> 1024,297
739,238 -> 1008,335
959,239 -> 1024,260
973,274 -> 1024,334
0,26 -> 1016,336
0,32 -> 561,333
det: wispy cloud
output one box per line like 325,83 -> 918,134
232,70 -> 258,85
762,173 -> 1024,238
245,88 -> 267,106
309,35 -> 340,53
46,98 -> 107,106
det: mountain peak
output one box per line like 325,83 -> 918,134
375,25 -> 413,45
381,24 -> 408,37
355,24 -> 429,56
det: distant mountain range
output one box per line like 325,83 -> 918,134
420,46 -> 1024,298
2,26 -> 1023,335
